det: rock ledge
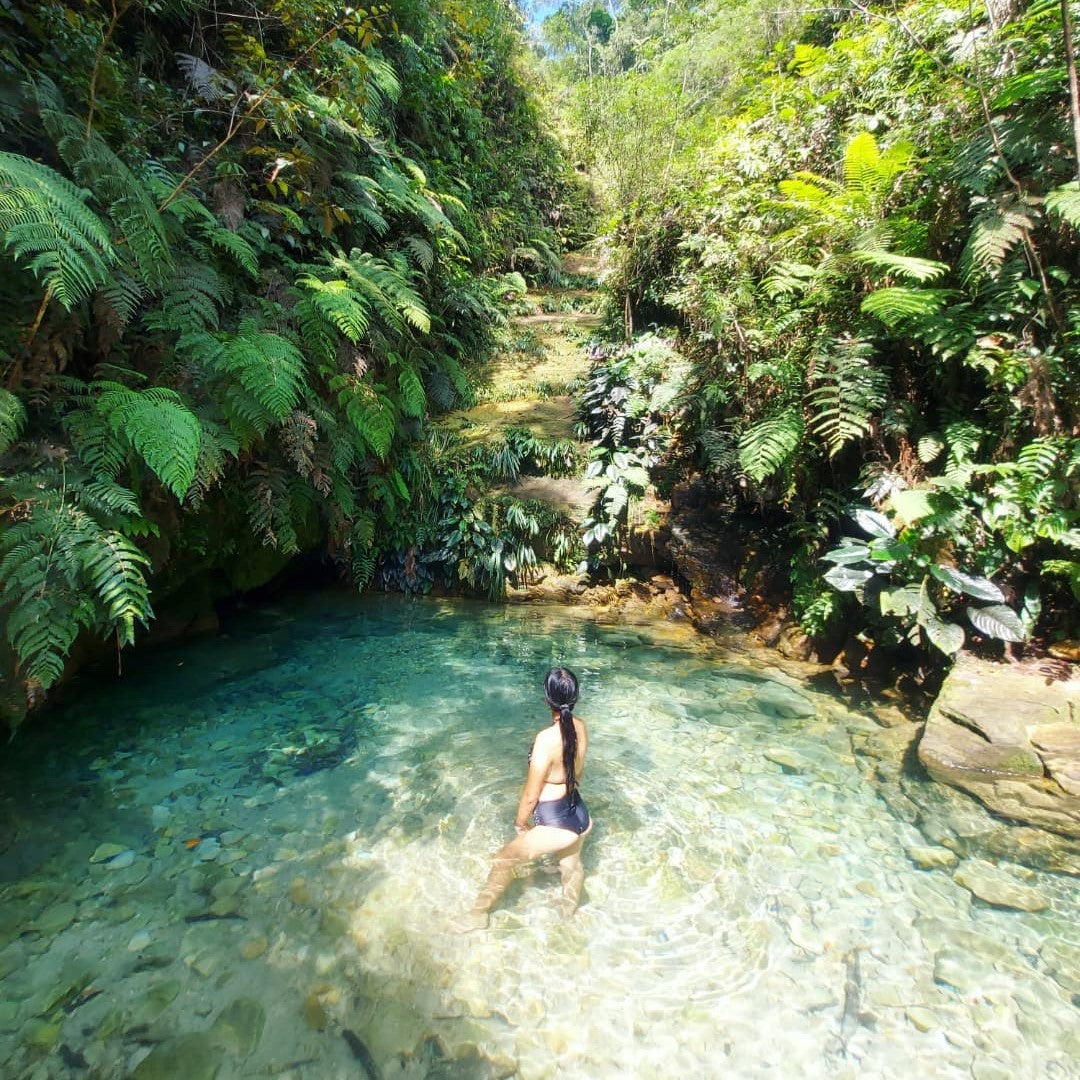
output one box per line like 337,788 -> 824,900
918,654 -> 1080,837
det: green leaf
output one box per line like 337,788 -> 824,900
890,489 -> 935,523
922,612 -> 965,655
880,586 -> 921,617
823,565 -> 873,591
966,604 -> 1026,642
821,540 -> 871,565
852,508 -> 895,539
929,565 -> 1004,602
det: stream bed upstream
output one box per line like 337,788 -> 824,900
0,592 -> 1077,1079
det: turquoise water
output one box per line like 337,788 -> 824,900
0,593 -> 1077,1079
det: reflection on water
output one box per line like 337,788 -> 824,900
0,593 -> 1077,1078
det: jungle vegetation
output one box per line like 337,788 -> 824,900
540,0 -> 1080,663
4,0 -> 1079,727
0,0 -> 588,726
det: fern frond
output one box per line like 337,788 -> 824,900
0,388 -> 27,453
960,196 -> 1037,281
738,408 -> 803,482
401,235 -> 434,271
332,251 -> 431,333
81,531 -> 152,646
843,132 -> 882,196
143,260 -> 227,333
1045,181 -> 1080,229
861,287 -> 951,327
0,151 -> 114,308
95,382 -> 201,497
295,276 -> 371,342
215,326 -> 306,421
851,250 -> 949,283
340,382 -> 396,459
198,220 -> 259,277
397,363 -> 427,419
806,338 -> 887,457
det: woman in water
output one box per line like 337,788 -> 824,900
460,666 -> 592,929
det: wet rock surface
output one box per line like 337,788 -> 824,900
919,654 -> 1080,837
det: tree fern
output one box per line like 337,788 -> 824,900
806,338 -> 887,457
0,151 -> 114,308
738,408 -> 803,483
198,220 -> 259,278
95,382 -> 202,498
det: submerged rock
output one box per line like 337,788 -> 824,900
952,859 -> 1048,912
89,843 -> 126,863
131,1033 -> 222,1080
905,845 -> 959,871
209,998 -> 265,1056
918,655 -> 1080,837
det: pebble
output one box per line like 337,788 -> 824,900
128,930 -> 153,952
89,843 -> 126,863
289,878 -> 313,906
905,1007 -> 936,1032
763,748 -> 814,774
302,992 -> 328,1031
106,850 -> 136,870
905,845 -> 958,871
240,936 -> 268,960
196,839 -> 221,862
0,1001 -> 20,1032
24,1020 -> 61,1050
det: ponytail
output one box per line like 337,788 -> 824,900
558,702 -> 578,806
545,666 -> 580,807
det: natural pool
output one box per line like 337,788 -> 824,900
0,593 -> 1077,1080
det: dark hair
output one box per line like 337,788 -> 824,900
544,667 -> 579,805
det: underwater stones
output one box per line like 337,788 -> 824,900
952,860 -> 1048,912
934,950 -> 989,995
0,1000 -> 20,1031
24,1019 -> 61,1050
289,877 -> 313,906
302,991 -> 329,1031
195,838 -> 221,861
905,845 -> 959,871
131,1033 -> 222,1080
209,998 -> 265,1056
127,980 -> 181,1028
919,654 -> 1080,837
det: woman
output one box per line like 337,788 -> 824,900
460,667 -> 592,930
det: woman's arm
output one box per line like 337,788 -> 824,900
514,734 -> 550,831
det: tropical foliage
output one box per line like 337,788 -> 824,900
543,0 -> 1080,660
0,0 -> 588,724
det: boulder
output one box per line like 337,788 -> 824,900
918,655 -> 1080,837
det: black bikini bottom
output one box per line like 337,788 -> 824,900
533,794 -> 590,834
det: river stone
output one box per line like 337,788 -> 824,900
905,845 -> 959,871
240,936 -> 267,960
905,1006 -> 936,1032
129,981 -> 180,1027
763,748 -> 813,774
24,1020 -> 61,1050
35,899 -> 77,935
209,998 -> 265,1056
0,1001 -> 20,1032
131,1034 -> 222,1080
934,949 -> 987,995
1041,938 -> 1080,993
105,850 -> 136,870
918,655 -> 1080,836
952,860 -> 1048,912
89,843 -> 126,863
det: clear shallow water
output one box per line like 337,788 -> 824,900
0,593 -> 1077,1079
